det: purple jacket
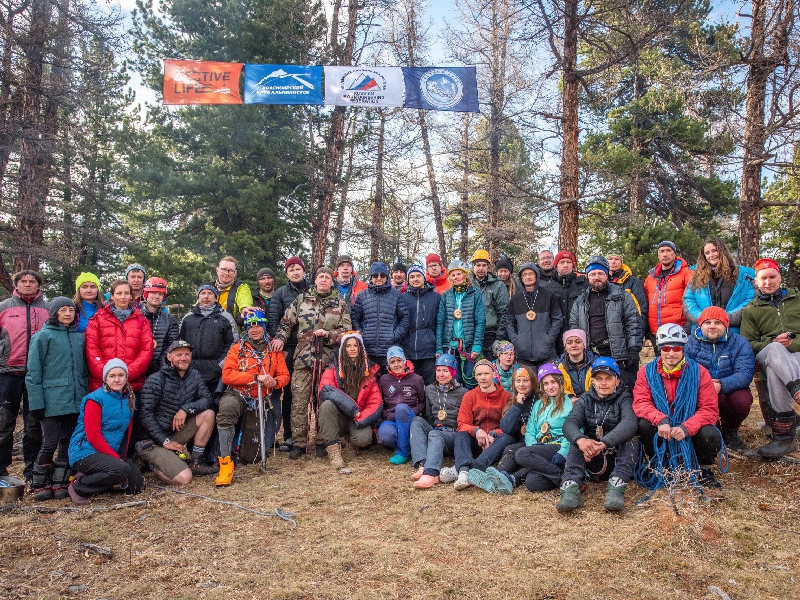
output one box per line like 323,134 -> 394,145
378,361 -> 426,421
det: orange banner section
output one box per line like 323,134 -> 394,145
163,60 -> 243,105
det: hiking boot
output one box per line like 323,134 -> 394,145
279,439 -> 293,453
759,412 -> 798,458
327,443 -> 344,469
414,474 -> 439,489
316,444 -> 328,458
32,462 -> 53,502
411,465 -> 425,481
68,475 -> 90,507
215,456 -> 234,486
603,477 -> 627,512
389,453 -> 409,465
190,459 -> 217,477
698,468 -> 722,490
556,480 -> 584,513
453,470 -> 472,491
289,446 -> 305,460
721,428 -> 745,452
439,466 -> 458,483
51,464 -> 71,500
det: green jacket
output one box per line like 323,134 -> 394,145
26,323 -> 89,416
741,288 -> 800,354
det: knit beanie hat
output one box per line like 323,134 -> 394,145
75,272 -> 101,292
197,283 -> 219,298
387,346 -> 406,363
584,255 -> 609,276
48,296 -> 76,320
407,263 -> 426,279
335,255 -> 354,269
657,240 -> 677,253
495,258 -> 513,272
426,253 -> 442,266
338,331 -> 370,378
257,267 -> 275,280
103,358 -> 128,382
316,267 -> 334,278
554,251 -> 576,268
563,328 -> 588,348
392,262 -> 407,274
284,256 -> 305,273
370,262 -> 389,277
125,264 -> 146,279
698,306 -> 729,329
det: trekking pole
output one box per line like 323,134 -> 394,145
255,375 -> 266,471
306,334 -> 325,454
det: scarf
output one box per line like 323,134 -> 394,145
110,306 -> 133,323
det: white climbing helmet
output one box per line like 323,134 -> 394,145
655,323 -> 688,347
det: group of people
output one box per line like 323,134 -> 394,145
0,237 -> 797,514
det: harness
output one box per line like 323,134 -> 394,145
233,338 -> 273,409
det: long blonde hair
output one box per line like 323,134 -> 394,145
537,373 -> 567,418
690,237 -> 737,290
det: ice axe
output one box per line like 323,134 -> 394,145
255,374 -> 267,472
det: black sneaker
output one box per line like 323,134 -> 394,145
279,440 -> 293,453
315,444 -> 328,458
698,468 -> 722,490
288,446 -> 305,460
721,429 -> 745,452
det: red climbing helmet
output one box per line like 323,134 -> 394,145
143,277 -> 168,299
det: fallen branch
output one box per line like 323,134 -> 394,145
1,500 -> 149,514
80,543 -> 114,558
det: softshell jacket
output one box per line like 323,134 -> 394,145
563,385 -> 637,448
179,303 -> 238,386
524,395 -> 574,459
423,380 -> 468,429
685,330 -> 755,394
268,278 -> 309,347
276,287 -> 352,369
378,360 -> 426,421
141,305 -> 179,375
352,282 -> 410,360
77,301 -> 100,334
507,282 -> 563,365
436,285 -> 486,355
26,323 -> 88,417
611,264 -> 648,331
569,282 -> 642,362
0,290 -> 49,373
632,358 -> 719,436
221,338 -> 290,399
216,279 -> 254,326
542,272 -> 588,338
85,306 -> 153,392
555,349 -> 596,396
68,387 -> 132,466
426,269 -> 451,294
400,283 -> 440,360
499,395 -> 533,438
683,266 -> 755,333
319,359 -> 383,428
457,385 -> 512,437
644,258 -> 691,334
473,274 -> 509,338
741,288 -> 800,355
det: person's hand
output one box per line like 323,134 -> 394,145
257,374 -> 275,388
670,426 -> 686,441
551,453 -> 566,467
271,339 -> 284,353
657,423 -> 672,440
313,329 -> 328,337
577,438 -> 597,461
469,351 -> 479,361
241,307 -> 256,319
476,428 -> 490,448
516,392 -> 526,405
172,409 -> 187,431
164,441 -> 184,452
712,379 -> 722,394
435,352 -> 441,359
775,332 -> 792,348
354,411 -> 361,419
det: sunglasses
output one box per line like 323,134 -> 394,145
660,345 -> 684,353
371,273 -> 387,279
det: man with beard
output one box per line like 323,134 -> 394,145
542,251 -> 587,355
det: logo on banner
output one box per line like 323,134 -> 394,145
340,69 -> 387,103
252,68 -> 314,93
419,69 -> 464,109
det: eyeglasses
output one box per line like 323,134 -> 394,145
218,267 -> 236,273
660,345 -> 684,353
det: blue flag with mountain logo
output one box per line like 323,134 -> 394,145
244,65 -> 323,104
402,67 -> 479,112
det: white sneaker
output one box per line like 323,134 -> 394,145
439,466 -> 458,483
454,470 -> 472,491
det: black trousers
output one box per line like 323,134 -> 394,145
638,419 -> 721,467
38,414 -> 78,465
0,372 -> 41,478
73,452 -> 144,496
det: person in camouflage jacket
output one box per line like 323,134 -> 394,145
273,267 -> 352,455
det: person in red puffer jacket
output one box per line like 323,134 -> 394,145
643,241 -> 691,338
85,280 -> 153,393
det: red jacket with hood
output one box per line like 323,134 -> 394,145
643,258 -> 691,334
319,361 -> 383,428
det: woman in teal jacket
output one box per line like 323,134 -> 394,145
683,238 -> 755,334
27,298 -> 88,501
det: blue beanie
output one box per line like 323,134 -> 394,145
370,262 -> 389,277
584,255 -> 609,276
387,346 -> 406,363
657,240 -> 677,253
407,263 -> 426,279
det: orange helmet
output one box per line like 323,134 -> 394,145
143,277 -> 168,299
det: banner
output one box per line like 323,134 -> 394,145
402,67 -> 479,112
324,66 -> 404,107
244,65 -> 323,105
163,60 -> 243,105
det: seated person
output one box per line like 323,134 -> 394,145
741,258 -> 800,458
67,359 -> 145,506
450,359 -> 513,491
317,332 -> 382,468
215,310 -> 290,486
557,357 -> 639,513
411,354 -> 468,489
685,306 -> 755,452
488,364 -> 574,494
634,323 -> 722,491
491,340 -> 519,393
377,346 -> 426,465
555,329 -> 596,396
138,341 -> 217,485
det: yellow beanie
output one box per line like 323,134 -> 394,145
75,272 -> 101,292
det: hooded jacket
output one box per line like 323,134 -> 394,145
436,284 -> 486,355
644,258 -> 691,334
457,385 -> 512,437
741,288 -> 800,355
319,358 -> 383,428
611,264 -> 648,332
473,273 -> 509,339
378,360 -> 426,420
569,282 -> 642,362
178,303 -> 238,385
141,304 -> 179,375
26,322 -> 88,417
684,329 -> 755,393
563,384 -> 638,448
0,289 -> 49,373
423,379 -> 468,429
401,283 -> 440,360
683,266 -> 755,334
268,278 -> 310,347
507,271 -> 563,365
426,269 -> 451,294
555,349 -> 596,396
351,281 -> 410,360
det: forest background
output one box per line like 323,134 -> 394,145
0,0 -> 799,307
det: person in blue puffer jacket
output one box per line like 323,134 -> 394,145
400,264 -> 440,385
351,261 -> 410,375
683,237 -> 755,334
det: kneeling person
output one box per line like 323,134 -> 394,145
138,341 -> 217,484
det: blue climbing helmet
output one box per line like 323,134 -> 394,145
592,356 -> 620,377
244,309 -> 268,330
435,353 -> 458,370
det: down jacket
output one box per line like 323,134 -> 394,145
318,359 -> 383,428
643,258 -> 691,334
400,283 -> 440,360
473,274 -> 509,339
542,271 -> 588,341
507,277 -> 563,365
423,379 -> 467,429
141,305 -> 179,375
68,387 -> 132,466
378,360 -> 426,421
684,329 -> 755,393
436,285 -> 486,355
85,306 -> 153,392
569,282 -> 642,362
0,290 -> 49,373
138,364 -> 214,445
178,304 -> 238,386
563,385 -> 638,447
351,281 -> 410,360
683,266 -> 756,334
26,323 -> 88,417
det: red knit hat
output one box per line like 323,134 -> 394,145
698,306 -> 729,329
754,257 -> 780,274
554,251 -> 576,267
284,256 -> 305,273
426,253 -> 442,266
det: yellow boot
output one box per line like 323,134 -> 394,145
215,456 -> 234,486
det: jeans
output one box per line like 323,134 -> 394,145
638,419 -> 721,467
0,372 -> 41,478
497,443 -> 563,492
409,417 -> 457,476
73,452 -> 144,496
454,431 -> 517,472
38,414 -> 78,465
561,436 -> 639,484
376,404 -> 413,457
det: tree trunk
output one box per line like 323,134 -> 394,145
369,112 -> 386,264
459,117 -> 470,262
330,119 -> 356,264
487,0 -> 509,261
558,0 -> 580,255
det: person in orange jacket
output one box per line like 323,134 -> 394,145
643,241 -> 691,338
215,310 -> 289,486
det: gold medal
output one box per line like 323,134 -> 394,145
453,309 -> 462,319
239,357 -> 248,371
437,409 -> 447,421
526,310 -> 537,321
596,425 -> 604,438
520,425 -> 527,436
540,422 -> 550,435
